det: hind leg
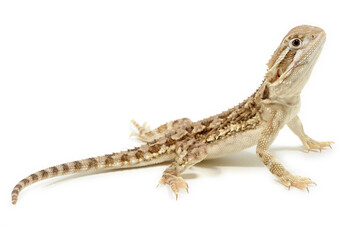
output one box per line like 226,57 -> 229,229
130,118 -> 192,143
158,138 -> 207,199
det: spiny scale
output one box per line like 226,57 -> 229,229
11,92 -> 261,204
12,25 -> 332,204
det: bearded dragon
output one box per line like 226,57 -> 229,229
11,25 -> 332,204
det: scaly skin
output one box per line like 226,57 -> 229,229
11,25 -> 332,204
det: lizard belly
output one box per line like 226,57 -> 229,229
206,124 -> 265,159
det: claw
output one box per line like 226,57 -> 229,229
303,139 -> 334,152
130,119 -> 140,129
158,174 -> 189,199
280,175 -> 316,191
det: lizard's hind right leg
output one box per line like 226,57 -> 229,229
130,118 -> 192,143
158,138 -> 208,199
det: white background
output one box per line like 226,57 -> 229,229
1,0 -> 359,239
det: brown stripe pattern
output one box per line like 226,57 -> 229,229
11,143 -> 171,204
11,157 -> 102,204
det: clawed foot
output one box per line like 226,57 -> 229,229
130,120 -> 151,140
279,174 -> 316,191
158,173 -> 189,199
302,137 -> 334,152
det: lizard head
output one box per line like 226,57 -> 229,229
262,25 -> 326,99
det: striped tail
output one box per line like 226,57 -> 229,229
11,145 -> 173,204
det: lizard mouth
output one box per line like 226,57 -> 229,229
271,29 -> 326,89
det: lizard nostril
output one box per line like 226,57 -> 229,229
311,34 -> 315,39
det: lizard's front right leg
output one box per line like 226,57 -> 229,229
130,118 -> 192,143
257,110 -> 316,190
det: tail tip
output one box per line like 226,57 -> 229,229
11,189 -> 19,205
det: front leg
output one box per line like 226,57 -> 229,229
257,110 -> 316,190
287,115 -> 333,152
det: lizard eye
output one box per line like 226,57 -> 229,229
289,38 -> 302,49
